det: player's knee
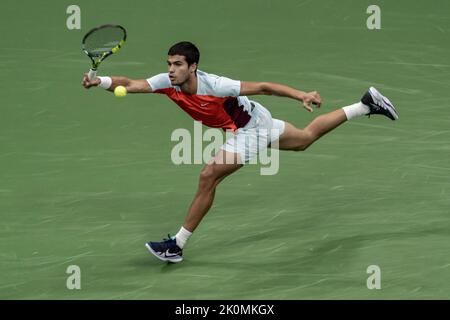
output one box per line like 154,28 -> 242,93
199,165 -> 218,189
293,130 -> 314,151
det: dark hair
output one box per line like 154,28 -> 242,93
168,41 -> 200,71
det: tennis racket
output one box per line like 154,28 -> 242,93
82,24 -> 127,80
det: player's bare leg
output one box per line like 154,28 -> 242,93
146,150 -> 242,262
274,87 -> 399,151
183,150 -> 243,232
276,109 -> 347,151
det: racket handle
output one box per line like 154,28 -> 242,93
88,69 -> 97,81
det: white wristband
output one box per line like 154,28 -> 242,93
98,76 -> 112,89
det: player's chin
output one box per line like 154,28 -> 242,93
170,76 -> 186,85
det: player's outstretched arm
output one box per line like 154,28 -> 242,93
240,81 -> 321,112
82,74 -> 153,93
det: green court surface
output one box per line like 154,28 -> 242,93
1,0 -> 450,299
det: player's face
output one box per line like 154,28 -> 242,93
167,55 -> 196,85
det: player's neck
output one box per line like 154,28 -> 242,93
180,74 -> 197,94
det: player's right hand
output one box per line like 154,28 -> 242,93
82,74 -> 101,89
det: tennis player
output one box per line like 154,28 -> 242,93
82,41 -> 398,263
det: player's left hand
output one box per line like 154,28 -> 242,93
302,91 -> 322,112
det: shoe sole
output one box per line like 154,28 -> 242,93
369,87 -> 399,120
145,243 -> 183,263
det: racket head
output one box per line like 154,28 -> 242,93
82,24 -> 127,67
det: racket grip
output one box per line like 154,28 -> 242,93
88,69 -> 97,81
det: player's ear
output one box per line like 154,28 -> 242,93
189,63 -> 197,74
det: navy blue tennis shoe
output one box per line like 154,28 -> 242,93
361,87 -> 399,120
145,234 -> 183,263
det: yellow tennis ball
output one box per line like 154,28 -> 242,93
114,85 -> 127,97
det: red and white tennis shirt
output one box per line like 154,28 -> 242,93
146,70 -> 253,132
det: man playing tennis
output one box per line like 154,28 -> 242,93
82,41 -> 398,263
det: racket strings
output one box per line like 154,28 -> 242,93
84,27 -> 125,57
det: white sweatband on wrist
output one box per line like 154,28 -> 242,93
98,76 -> 112,89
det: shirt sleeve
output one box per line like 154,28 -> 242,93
214,76 -> 241,97
146,73 -> 171,92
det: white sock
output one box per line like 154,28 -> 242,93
342,102 -> 370,120
175,226 -> 192,249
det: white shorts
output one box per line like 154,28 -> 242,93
220,101 -> 285,164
